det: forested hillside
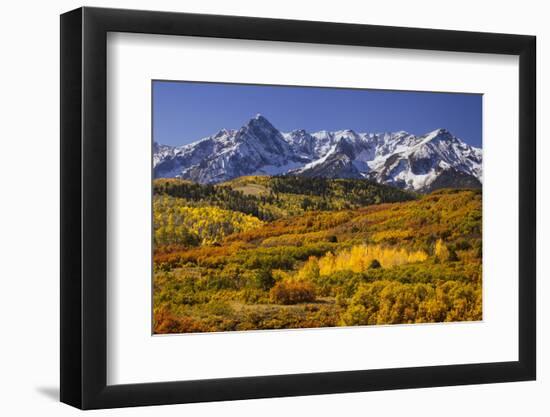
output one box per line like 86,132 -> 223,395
154,176 -> 414,222
153,177 -> 482,334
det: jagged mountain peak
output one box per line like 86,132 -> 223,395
246,113 -> 274,128
335,128 -> 357,135
213,128 -> 235,139
239,114 -> 283,139
423,128 -> 453,141
153,116 -> 482,192
429,127 -> 449,135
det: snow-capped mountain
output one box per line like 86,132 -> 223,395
154,114 -> 482,192
154,115 -> 308,184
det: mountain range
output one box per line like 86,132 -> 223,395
153,114 -> 482,192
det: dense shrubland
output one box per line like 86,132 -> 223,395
152,177 -> 482,333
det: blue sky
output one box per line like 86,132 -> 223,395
153,81 -> 482,148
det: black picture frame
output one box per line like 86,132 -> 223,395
60,6 -> 536,410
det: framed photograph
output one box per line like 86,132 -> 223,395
60,6 -> 536,409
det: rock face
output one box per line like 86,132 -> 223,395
154,114 -> 482,192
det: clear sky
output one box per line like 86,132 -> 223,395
153,80 -> 482,148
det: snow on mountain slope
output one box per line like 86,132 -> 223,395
154,115 -> 308,184
153,142 -> 176,167
364,128 -> 482,190
153,115 -> 482,192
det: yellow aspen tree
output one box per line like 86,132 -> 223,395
434,239 -> 450,262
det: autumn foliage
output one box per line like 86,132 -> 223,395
152,177 -> 482,334
269,281 -> 316,305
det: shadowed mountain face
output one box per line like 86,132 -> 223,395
154,115 -> 482,192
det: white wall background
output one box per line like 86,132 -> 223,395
0,0 -> 545,415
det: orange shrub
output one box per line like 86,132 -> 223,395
153,308 -> 205,334
269,281 -> 316,305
